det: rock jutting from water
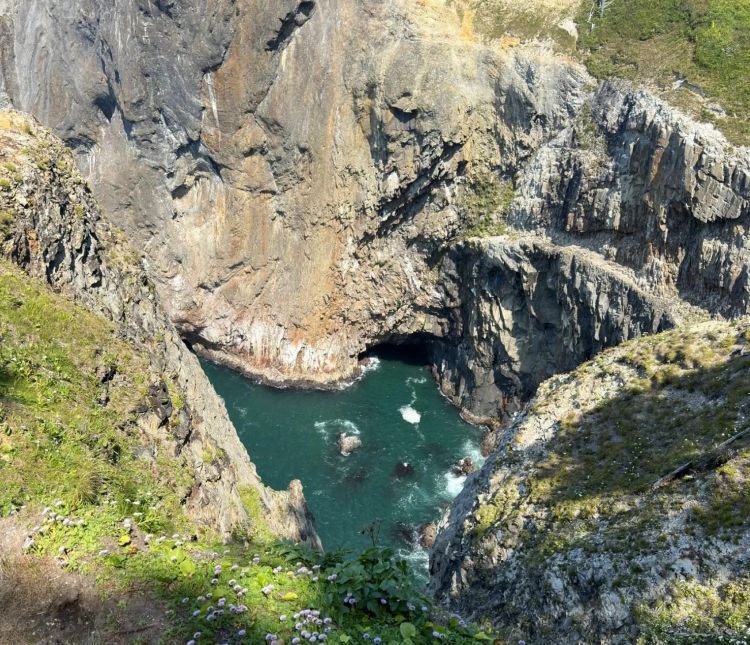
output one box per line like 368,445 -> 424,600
337,432 -> 362,457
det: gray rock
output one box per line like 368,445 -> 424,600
337,433 -> 362,457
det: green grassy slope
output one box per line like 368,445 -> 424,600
577,0 -> 750,144
0,260 -> 490,643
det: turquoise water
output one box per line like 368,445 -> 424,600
201,350 -> 483,568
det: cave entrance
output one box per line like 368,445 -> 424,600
359,333 -> 438,368
201,331 -> 483,573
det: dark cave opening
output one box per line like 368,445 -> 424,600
359,333 -> 440,368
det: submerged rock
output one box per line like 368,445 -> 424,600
393,462 -> 415,478
343,468 -> 368,486
390,522 -> 417,545
337,433 -> 362,457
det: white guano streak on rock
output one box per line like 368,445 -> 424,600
205,72 -> 219,128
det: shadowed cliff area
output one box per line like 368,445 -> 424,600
431,320 -> 750,643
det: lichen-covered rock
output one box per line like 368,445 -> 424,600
0,110 -> 320,547
431,320 -> 750,643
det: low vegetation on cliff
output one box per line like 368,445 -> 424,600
577,0 -> 750,144
459,0 -> 750,144
433,320 -> 750,643
0,112 -> 491,643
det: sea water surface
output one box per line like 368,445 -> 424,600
201,348 -> 484,570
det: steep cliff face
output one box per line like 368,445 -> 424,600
2,1 -> 749,425
0,110 -> 319,546
430,320 -> 750,643
432,237 -> 677,424
0,0 -> 589,393
2,1 -> 750,642
511,82 -> 750,316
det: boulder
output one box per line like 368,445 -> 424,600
337,433 -> 362,457
451,457 -> 477,477
419,522 -> 437,549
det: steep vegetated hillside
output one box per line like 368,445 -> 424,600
0,113 -> 492,643
432,320 -> 750,642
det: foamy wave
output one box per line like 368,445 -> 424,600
406,375 -> 427,386
314,418 -> 360,439
461,439 -> 486,467
443,471 -> 467,498
233,405 -> 249,419
360,356 -> 381,374
399,405 -> 421,425
399,544 -> 429,576
395,483 -> 430,513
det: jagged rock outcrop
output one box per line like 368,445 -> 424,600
511,81 -> 750,316
0,110 -> 320,547
337,432 -> 361,457
431,320 -> 750,643
2,1 -> 748,426
431,236 -> 678,424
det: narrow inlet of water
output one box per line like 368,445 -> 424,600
201,349 -> 484,571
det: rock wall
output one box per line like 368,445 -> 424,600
511,82 -> 750,316
0,110 -> 320,547
2,1 -> 749,425
429,320 -> 750,643
432,237 -> 676,425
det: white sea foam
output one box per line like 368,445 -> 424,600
314,418 -> 360,439
399,405 -> 421,425
234,405 -> 248,419
360,356 -> 381,374
399,544 -> 429,575
443,471 -> 467,498
405,375 -> 427,386
461,439 -> 486,467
